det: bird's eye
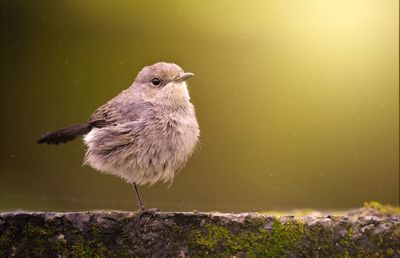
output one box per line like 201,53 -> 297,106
151,78 -> 162,86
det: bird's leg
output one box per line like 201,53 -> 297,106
133,183 -> 145,211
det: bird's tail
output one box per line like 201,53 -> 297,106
37,123 -> 92,145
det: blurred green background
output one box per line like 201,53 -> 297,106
0,0 -> 398,212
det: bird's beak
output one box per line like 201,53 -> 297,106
175,72 -> 194,82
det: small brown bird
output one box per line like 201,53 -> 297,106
38,62 -> 200,211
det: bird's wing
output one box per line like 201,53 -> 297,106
89,103 -> 121,128
88,89 -> 152,128
83,124 -> 138,167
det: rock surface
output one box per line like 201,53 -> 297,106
0,210 -> 399,257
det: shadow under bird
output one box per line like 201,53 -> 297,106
38,62 -> 200,211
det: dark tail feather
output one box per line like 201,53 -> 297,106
37,123 -> 92,145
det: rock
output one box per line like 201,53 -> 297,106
0,211 -> 399,257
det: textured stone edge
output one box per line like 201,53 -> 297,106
1,211 -> 399,257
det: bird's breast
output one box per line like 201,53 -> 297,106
135,106 -> 199,171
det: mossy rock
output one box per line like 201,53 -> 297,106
0,209 -> 399,257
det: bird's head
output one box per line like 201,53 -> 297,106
132,62 -> 194,106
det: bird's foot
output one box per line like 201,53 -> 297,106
145,208 -> 160,213
134,208 -> 160,232
138,207 -> 160,215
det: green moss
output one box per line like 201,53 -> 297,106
363,201 -> 400,216
20,223 -> 69,257
338,226 -> 354,247
2,210 -> 399,257
190,218 -> 304,257
301,221 -> 337,257
342,251 -> 350,258
347,226 -> 354,238
53,236 -> 68,257
386,248 -> 395,255
87,225 -> 107,257
0,221 -> 112,258
22,223 -> 53,256
69,226 -> 107,258
1,222 -> 70,257
0,226 -> 16,257
71,235 -> 94,258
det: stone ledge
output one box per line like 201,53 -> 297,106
1,211 -> 399,257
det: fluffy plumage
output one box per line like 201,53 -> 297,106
39,62 -> 200,186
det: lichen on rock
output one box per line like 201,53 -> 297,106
0,208 -> 399,257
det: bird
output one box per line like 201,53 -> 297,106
38,62 -> 200,211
